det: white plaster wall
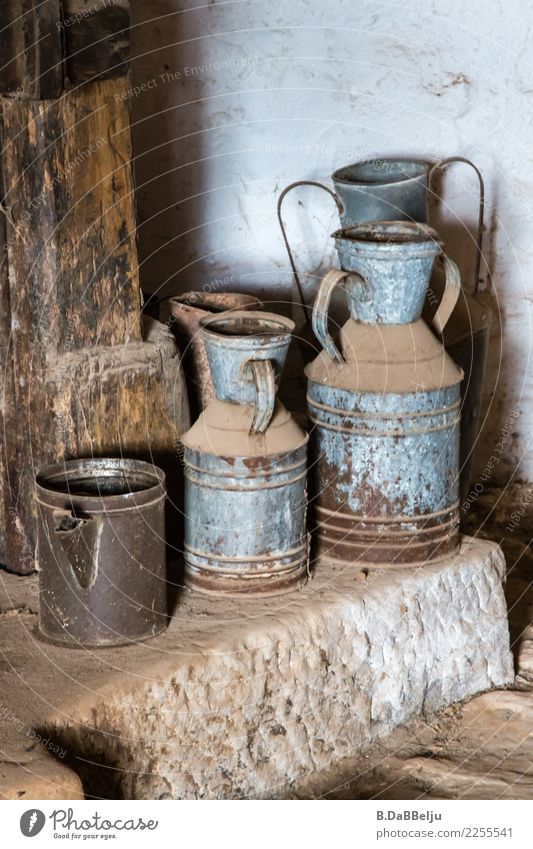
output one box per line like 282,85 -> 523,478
128,0 -> 533,483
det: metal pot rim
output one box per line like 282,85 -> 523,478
332,158 -> 429,188
200,310 -> 295,345
35,457 -> 166,510
333,221 -> 441,254
169,291 -> 261,313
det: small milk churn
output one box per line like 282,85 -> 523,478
181,310 -> 309,595
306,222 -> 463,565
36,458 -> 167,646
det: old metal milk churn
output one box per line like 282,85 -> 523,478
278,157 -> 489,505
181,310 -> 309,595
306,222 -> 463,565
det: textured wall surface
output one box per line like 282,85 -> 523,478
128,0 -> 533,481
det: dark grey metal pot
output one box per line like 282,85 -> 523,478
36,458 -> 167,647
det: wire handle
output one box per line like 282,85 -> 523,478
428,156 -> 485,295
277,180 -> 344,324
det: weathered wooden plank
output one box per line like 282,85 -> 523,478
0,116 -> 13,565
63,0 -> 131,85
0,0 -> 63,99
2,77 -> 142,352
0,332 -> 188,574
0,77 -> 188,573
0,0 -> 130,98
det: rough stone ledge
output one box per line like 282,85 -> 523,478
0,536 -> 514,799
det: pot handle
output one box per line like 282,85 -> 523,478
245,359 -> 276,434
431,254 -> 462,335
53,509 -> 102,590
312,268 -> 351,363
277,180 -> 344,324
428,156 -> 485,295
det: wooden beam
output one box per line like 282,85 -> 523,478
0,0 -> 130,98
2,77 -> 142,351
0,0 -> 63,99
0,77 -> 188,573
63,0 -> 131,86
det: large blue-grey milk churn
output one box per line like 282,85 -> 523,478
278,156 -> 490,505
181,311 -> 309,595
306,221 -> 463,565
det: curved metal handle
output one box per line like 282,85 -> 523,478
429,156 -> 485,295
431,255 -> 462,335
312,268 -> 350,363
245,359 -> 276,435
277,180 -> 344,324
53,509 -> 102,590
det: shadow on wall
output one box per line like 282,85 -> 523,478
128,1 -> 340,310
129,1 -> 211,300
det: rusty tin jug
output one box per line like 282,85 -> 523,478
306,222 -> 463,565
36,458 -> 167,647
182,311 -> 309,595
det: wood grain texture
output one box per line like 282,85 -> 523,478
0,1 -> 63,99
63,1 -> 131,85
0,1 -> 130,98
2,77 -> 142,351
0,78 -> 189,573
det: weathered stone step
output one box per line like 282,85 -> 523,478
0,537 -> 512,799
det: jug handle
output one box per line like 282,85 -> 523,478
431,255 -> 462,335
428,156 -> 485,295
244,359 -> 276,434
277,181 -> 344,324
312,268 -> 351,363
53,508 -> 102,590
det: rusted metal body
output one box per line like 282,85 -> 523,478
168,291 -> 262,417
448,319 -> 491,504
182,311 -> 309,595
306,223 -> 463,565
278,156 -> 489,504
36,458 -> 167,647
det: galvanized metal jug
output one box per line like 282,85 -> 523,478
182,311 -> 309,595
167,291 -> 262,417
36,458 -> 167,647
278,156 -> 489,505
306,222 -> 463,565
